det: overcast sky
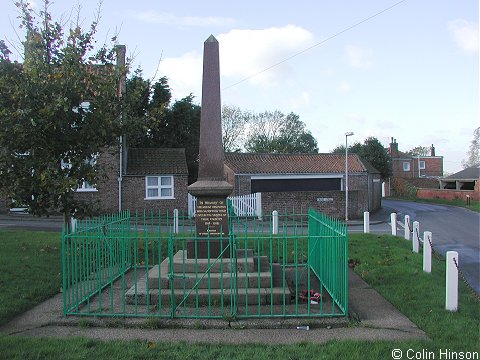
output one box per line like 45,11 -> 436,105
1,0 -> 478,174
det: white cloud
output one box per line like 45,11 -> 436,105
344,45 -> 373,69
159,25 -> 315,99
289,91 -> 311,109
159,51 -> 202,100
448,19 -> 479,54
218,25 -> 315,86
133,11 -> 235,27
337,81 -> 351,94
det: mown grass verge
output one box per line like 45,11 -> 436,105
0,230 -> 62,325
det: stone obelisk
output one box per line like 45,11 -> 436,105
187,35 -> 233,258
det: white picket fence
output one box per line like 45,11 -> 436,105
188,193 -> 262,219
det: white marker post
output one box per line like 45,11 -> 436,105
364,211 -> 370,233
446,251 -> 459,311
404,215 -> 411,240
423,231 -> 432,273
412,221 -> 420,253
272,210 -> 279,235
173,209 -> 179,234
390,213 -> 397,236
70,217 -> 77,233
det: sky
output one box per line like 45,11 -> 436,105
1,0 -> 478,174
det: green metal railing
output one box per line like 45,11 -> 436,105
62,208 -> 348,319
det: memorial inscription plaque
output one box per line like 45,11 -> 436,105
195,198 -> 229,237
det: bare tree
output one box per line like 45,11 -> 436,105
221,105 -> 252,152
462,127 -> 480,168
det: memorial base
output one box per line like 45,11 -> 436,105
186,239 -> 231,259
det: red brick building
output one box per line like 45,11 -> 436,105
74,147 -> 189,215
224,153 -> 381,219
389,139 -> 443,179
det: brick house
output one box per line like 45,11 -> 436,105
75,147 -> 189,215
224,153 -> 381,219
389,139 -> 443,178
386,139 -> 444,197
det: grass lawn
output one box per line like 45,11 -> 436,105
0,230 -> 479,359
0,230 -> 62,325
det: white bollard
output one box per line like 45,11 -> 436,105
404,215 -> 410,240
446,251 -> 459,311
70,217 -> 77,233
412,221 -> 420,253
363,211 -> 370,233
423,231 -> 432,273
390,213 -> 397,236
272,210 -> 279,235
173,209 -> 179,234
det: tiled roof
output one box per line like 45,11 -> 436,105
126,148 -> 188,175
224,153 -> 368,174
445,165 -> 480,180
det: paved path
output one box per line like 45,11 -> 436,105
0,269 -> 427,344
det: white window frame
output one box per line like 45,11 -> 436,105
76,180 -> 98,192
419,160 -> 425,170
403,162 -> 411,172
62,155 -> 99,192
145,176 -> 174,200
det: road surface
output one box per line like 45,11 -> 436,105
379,199 -> 480,295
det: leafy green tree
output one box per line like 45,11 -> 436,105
244,111 -> 318,153
161,95 -> 200,184
331,137 -> 391,179
0,1 -> 126,220
122,70 -> 200,183
123,68 -> 152,148
123,71 -> 172,148
462,127 -> 480,168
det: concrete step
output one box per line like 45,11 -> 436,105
165,250 -> 254,273
125,248 -> 291,306
147,263 -> 272,289
126,282 -> 291,306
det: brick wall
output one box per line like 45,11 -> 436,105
261,190 -> 368,219
228,173 -> 375,219
122,175 -> 189,214
74,147 -> 119,214
73,147 -> 189,215
392,157 -> 443,178
422,157 -> 443,177
417,188 -> 479,202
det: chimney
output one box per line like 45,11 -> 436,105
389,138 -> 399,158
430,144 -> 435,157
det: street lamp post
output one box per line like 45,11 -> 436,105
345,132 -> 354,222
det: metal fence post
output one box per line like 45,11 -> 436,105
390,213 -> 397,236
272,210 -> 279,235
363,211 -> 370,233
412,221 -> 420,253
423,231 -> 432,273
404,215 -> 410,240
446,251 -> 459,311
